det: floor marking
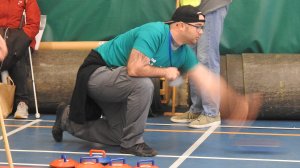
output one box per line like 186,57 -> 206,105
169,125 -> 219,168
182,156 -> 300,163
0,162 -> 49,167
3,125 -> 51,128
146,122 -> 300,130
2,124 -> 300,137
4,119 -> 45,122
0,120 -> 41,140
2,149 -> 300,164
145,129 -> 300,137
0,149 -> 132,156
161,155 -> 300,163
4,119 -> 300,130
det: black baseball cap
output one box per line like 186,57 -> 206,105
166,5 -> 205,24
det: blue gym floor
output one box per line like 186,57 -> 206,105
1,114 -> 300,168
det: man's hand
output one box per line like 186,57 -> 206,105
0,36 -> 8,61
127,49 -> 180,79
165,67 -> 180,81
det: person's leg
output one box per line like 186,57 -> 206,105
188,6 -> 229,128
196,6 -> 228,117
89,66 -> 154,147
58,66 -> 156,156
170,83 -> 202,122
61,103 -> 125,146
9,49 -> 30,119
171,6 -> 229,124
189,80 -> 204,113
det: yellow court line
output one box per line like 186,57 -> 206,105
3,124 -> 300,137
3,124 -> 50,129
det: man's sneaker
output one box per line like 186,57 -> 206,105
52,102 -> 67,142
120,143 -> 158,157
14,102 -> 29,119
188,113 -> 221,128
170,111 -> 200,123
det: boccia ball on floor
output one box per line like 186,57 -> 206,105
134,159 -> 159,168
106,158 -> 132,168
49,154 -> 78,168
88,149 -> 111,165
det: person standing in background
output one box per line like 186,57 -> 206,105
171,0 -> 232,128
0,0 -> 40,119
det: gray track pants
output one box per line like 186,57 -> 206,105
62,66 -> 154,148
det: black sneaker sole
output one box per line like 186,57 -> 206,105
52,102 -> 66,142
52,126 -> 63,142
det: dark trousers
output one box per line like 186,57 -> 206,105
0,29 -> 31,107
5,49 -> 30,107
63,66 -> 154,148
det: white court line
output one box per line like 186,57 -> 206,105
4,119 -> 300,130
162,155 -> 300,163
2,149 -> 300,163
169,125 -> 219,168
0,149 -> 132,156
0,119 -> 41,140
185,156 -> 300,163
0,162 -> 49,167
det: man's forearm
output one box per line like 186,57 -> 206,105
127,49 -> 179,80
129,63 -> 168,78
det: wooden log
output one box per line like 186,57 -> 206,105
27,50 -> 89,112
242,53 -> 300,119
225,54 -> 244,94
39,41 -> 103,50
25,46 -> 300,119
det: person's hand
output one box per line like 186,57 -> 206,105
0,36 -> 8,61
165,67 -> 180,81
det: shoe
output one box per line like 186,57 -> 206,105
14,102 -> 29,119
52,102 -> 66,142
120,143 -> 158,157
188,113 -> 221,128
170,111 -> 200,123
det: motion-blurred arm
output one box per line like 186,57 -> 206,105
188,64 -> 262,125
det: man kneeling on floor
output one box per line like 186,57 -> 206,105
52,5 -> 251,157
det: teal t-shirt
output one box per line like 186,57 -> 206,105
95,22 -> 198,73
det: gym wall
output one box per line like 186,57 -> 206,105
37,0 -> 300,54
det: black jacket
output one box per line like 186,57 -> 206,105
69,50 -> 106,124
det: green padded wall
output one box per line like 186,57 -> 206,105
221,0 -> 300,54
37,0 -> 175,41
37,0 -> 300,53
